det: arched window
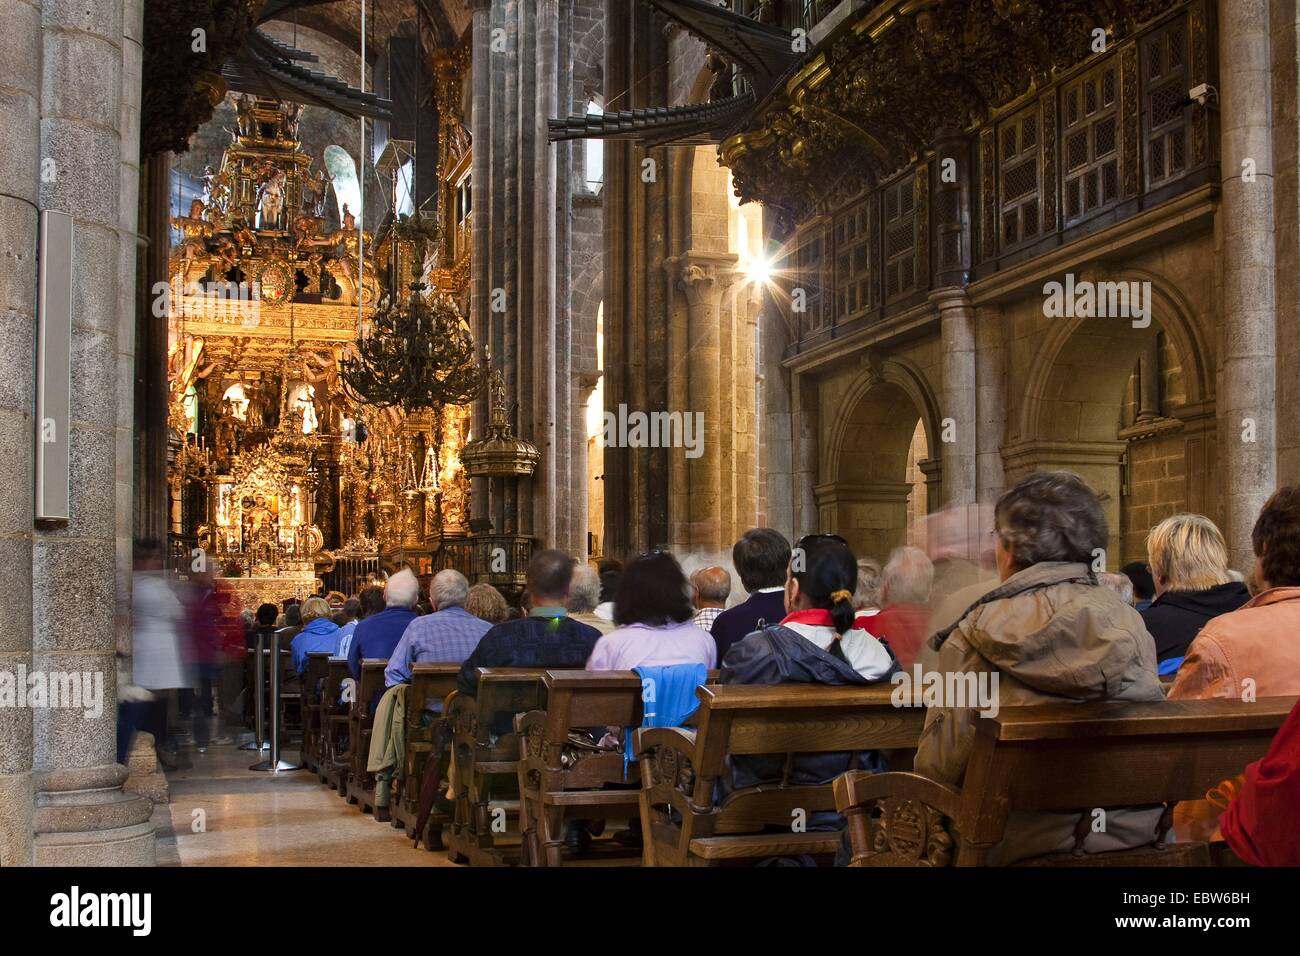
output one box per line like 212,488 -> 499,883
584,99 -> 604,194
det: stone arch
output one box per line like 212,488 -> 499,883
819,359 -> 942,561
1010,268 -> 1217,564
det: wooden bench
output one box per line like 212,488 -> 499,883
445,668 -> 548,866
514,670 -> 647,866
833,695 -> 1300,867
301,652 -> 333,773
390,662 -> 462,848
636,683 -> 925,866
320,659 -> 353,793
343,660 -> 389,814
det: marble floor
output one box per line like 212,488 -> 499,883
153,744 -> 456,867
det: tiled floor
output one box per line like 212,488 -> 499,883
153,744 -> 455,867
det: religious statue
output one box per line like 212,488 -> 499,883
172,199 -> 213,260
236,94 -> 257,139
242,493 -> 280,568
706,52 -> 734,102
256,167 -> 288,230
202,164 -> 230,221
281,101 -> 304,141
214,397 -> 242,461
301,166 -> 333,219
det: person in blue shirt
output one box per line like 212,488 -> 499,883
385,569 -> 492,687
348,568 -> 420,681
289,597 -> 342,672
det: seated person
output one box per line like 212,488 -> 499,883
1140,513 -> 1249,663
456,549 -> 602,701
1221,696 -> 1300,866
711,528 -> 791,664
336,586 -> 383,663
587,552 -> 716,671
289,597 -> 342,673
862,545 -> 933,668
566,564 -> 615,635
348,570 -> 420,713
723,533 -> 897,799
916,471 -> 1165,864
385,569 -> 492,687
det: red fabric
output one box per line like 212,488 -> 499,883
780,609 -> 871,631
862,604 -> 932,668
1220,698 -> 1300,866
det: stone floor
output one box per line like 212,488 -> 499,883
152,744 -> 455,867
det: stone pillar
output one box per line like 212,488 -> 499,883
468,0 -> 493,534
933,289 -> 977,509
31,0 -> 153,864
669,251 -> 736,553
0,0 -> 42,868
1272,0 -> 1300,482
974,303 -> 1005,530
1218,0 -> 1278,571
791,370 -> 820,537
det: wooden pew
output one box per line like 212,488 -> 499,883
301,652 -> 332,773
390,662 -> 462,848
636,683 -> 924,866
445,668 -> 548,866
514,670 -> 646,866
343,660 -> 389,814
320,659 -> 352,793
833,695 -> 1299,867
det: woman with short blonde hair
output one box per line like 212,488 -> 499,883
1146,514 -> 1231,593
1141,513 -> 1249,664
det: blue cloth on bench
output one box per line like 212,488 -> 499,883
624,663 -> 709,779
1158,655 -> 1184,677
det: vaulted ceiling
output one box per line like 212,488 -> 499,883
260,0 -> 472,57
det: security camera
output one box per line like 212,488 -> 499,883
1188,83 -> 1219,107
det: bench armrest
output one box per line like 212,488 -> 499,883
833,771 -> 965,867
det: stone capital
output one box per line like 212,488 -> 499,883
665,251 -> 739,310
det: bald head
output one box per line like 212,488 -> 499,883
691,566 -> 732,609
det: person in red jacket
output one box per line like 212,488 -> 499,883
1220,697 -> 1300,866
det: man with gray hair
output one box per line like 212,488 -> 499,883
567,563 -> 615,635
347,567 -> 421,682
863,546 -> 934,668
384,569 -> 493,686
690,566 -> 732,631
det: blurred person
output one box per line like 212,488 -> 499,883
853,557 -> 882,622
916,472 -> 1164,864
124,543 -> 195,770
1142,514 -> 1249,663
690,565 -> 731,632
177,567 -> 226,752
348,569 -> 420,680
290,596 -> 341,673
385,570 -> 491,686
863,546 -> 934,668
1120,561 -> 1157,611
566,564 -> 614,635
595,558 -> 622,622
1220,696 -> 1300,866
587,553 -> 716,671
711,528 -> 792,664
1098,571 -> 1135,606
249,602 -> 278,648
466,583 -> 510,624
456,550 -> 602,698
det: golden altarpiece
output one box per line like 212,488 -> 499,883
166,82 -> 478,610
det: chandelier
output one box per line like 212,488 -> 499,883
339,218 -> 481,413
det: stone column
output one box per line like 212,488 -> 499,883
932,289 -> 977,509
669,250 -> 736,553
468,0 -> 493,534
31,0 -> 153,864
791,370 -> 819,537
974,303 -> 1005,531
0,0 -> 42,867
1217,0 -> 1278,571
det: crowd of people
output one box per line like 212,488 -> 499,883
125,470 -> 1300,866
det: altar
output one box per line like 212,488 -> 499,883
215,575 -> 318,614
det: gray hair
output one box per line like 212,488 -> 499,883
690,566 -> 732,605
881,546 -> 934,606
995,471 -> 1107,568
853,558 -> 882,610
385,568 -> 420,609
566,564 -> 602,613
430,569 -> 470,609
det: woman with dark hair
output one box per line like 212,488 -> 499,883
586,552 -> 715,670
916,471 -> 1164,864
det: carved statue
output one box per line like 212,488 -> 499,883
706,52 -> 734,102
301,166 -> 333,218
281,101 -> 304,141
172,199 -> 213,260
256,167 -> 287,230
236,94 -> 257,139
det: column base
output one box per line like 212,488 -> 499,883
33,763 -> 156,866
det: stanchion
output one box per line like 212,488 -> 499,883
239,633 -> 270,752
251,629 -> 301,772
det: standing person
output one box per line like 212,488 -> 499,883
456,550 -> 602,697
348,570 -> 420,679
916,472 -> 1164,864
863,546 -> 934,668
126,544 -> 196,770
1140,514 -> 1250,663
587,553 -> 717,671
566,564 -> 615,635
689,566 -> 731,632
384,570 -> 492,686
710,528 -> 792,664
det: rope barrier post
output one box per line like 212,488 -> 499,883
251,630 -> 301,772
239,632 -> 269,752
